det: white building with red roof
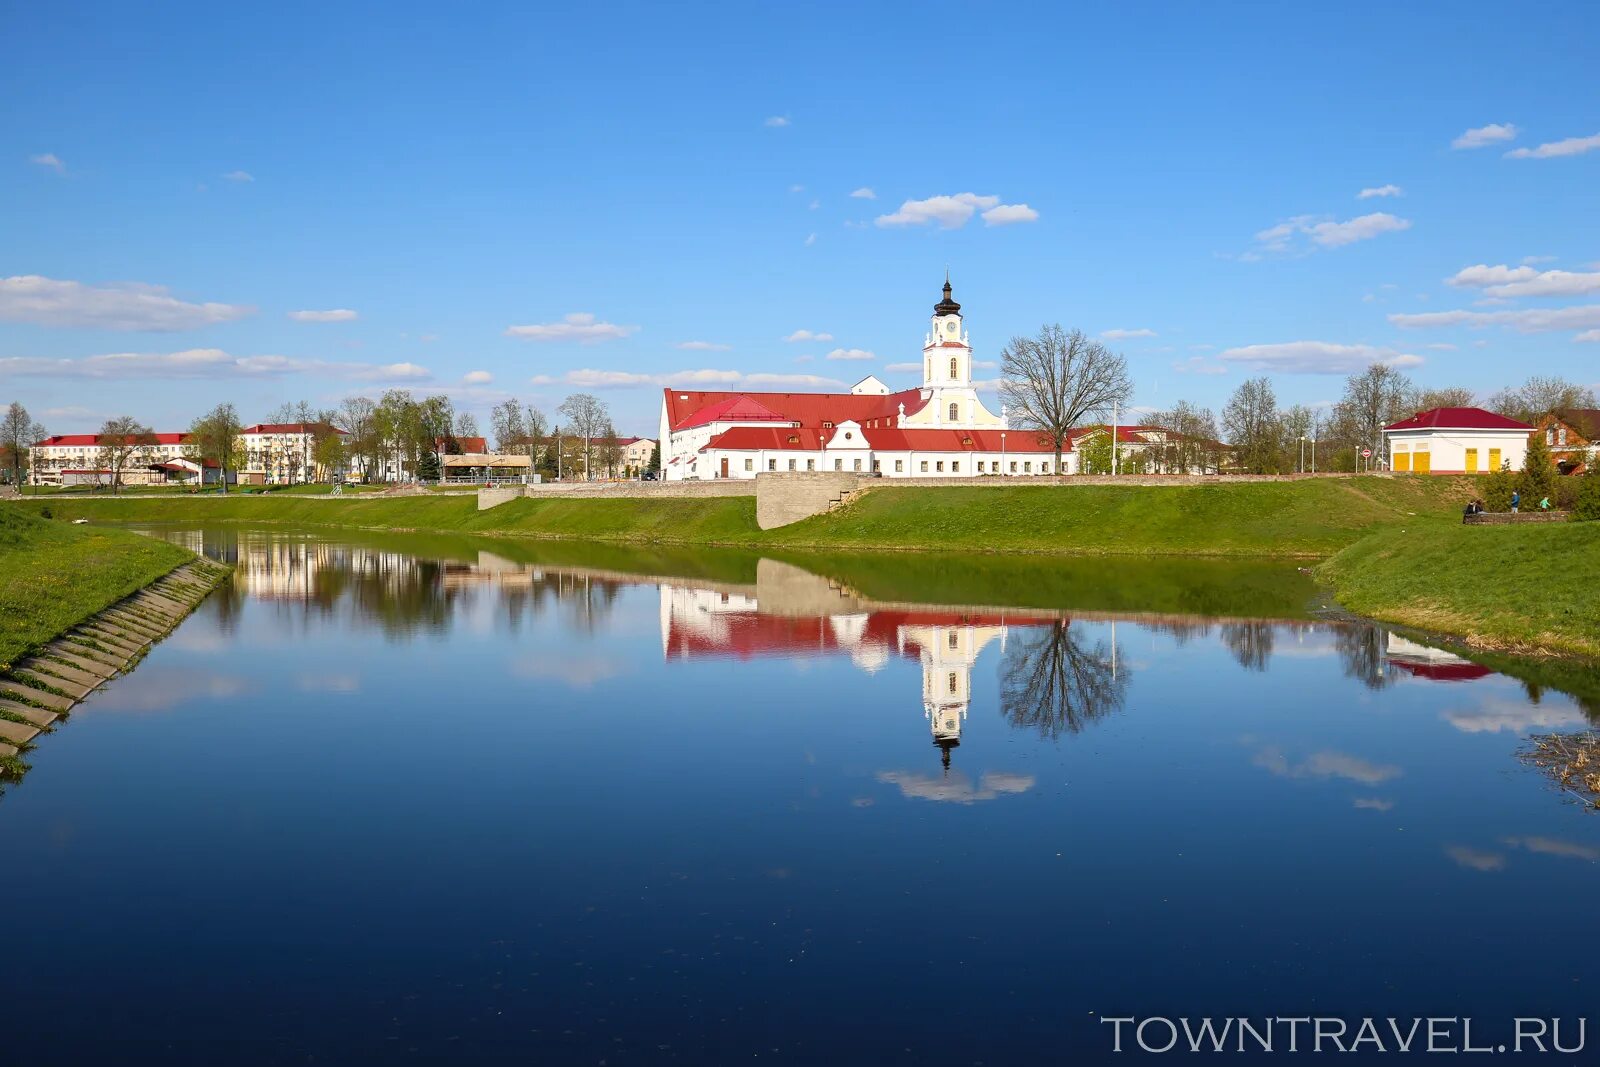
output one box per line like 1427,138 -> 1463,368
658,278 -> 1075,479
1382,406 -> 1533,474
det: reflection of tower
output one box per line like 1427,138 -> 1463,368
907,623 -> 1003,773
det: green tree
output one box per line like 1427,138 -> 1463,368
1572,470 -> 1600,522
186,403 -> 244,492
415,450 -> 441,481
646,441 -> 661,476
1484,464 -> 1517,511
1518,431 -> 1556,503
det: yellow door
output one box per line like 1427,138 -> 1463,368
1394,452 -> 1411,472
1465,448 -> 1478,473
1414,451 -> 1431,474
1489,448 -> 1501,471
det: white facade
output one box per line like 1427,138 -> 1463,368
1383,410 -> 1533,475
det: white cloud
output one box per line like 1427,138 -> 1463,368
287,308 -> 359,322
1452,123 -> 1517,149
1172,356 -> 1228,375
1505,132 -> 1600,159
1446,846 -> 1505,872
1390,305 -> 1600,333
875,192 -> 1037,229
1576,329 -> 1600,343
804,232 -> 817,246
1357,184 -> 1403,199
1521,255 -> 1556,265
883,361 -> 921,372
849,187 -> 876,199
792,354 -> 814,363
784,329 -> 833,343
1502,836 -> 1600,862
0,348 -> 429,381
764,115 -> 790,128
1426,343 -> 1458,351
1446,263 -> 1600,299
877,770 -> 1035,804
1101,328 -> 1157,340
1218,341 -> 1424,374
1252,745 -> 1402,785
824,347 -> 875,361
462,369 -> 493,384
674,340 -> 732,351
0,275 -> 256,331
1441,696 -> 1585,734
529,368 -> 845,390
29,152 -> 65,174
223,169 -> 254,182
1253,212 -> 1411,253
981,203 -> 1039,226
788,183 -> 804,193
505,312 -> 637,343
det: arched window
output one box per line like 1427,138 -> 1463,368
948,402 -> 959,422
926,358 -> 931,379
949,356 -> 958,378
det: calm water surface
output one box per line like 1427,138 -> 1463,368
5,527 -> 1598,1064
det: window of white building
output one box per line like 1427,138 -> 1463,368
788,458 -> 797,471
920,460 -> 928,472
744,458 -> 753,471
853,458 -> 862,471
768,458 -> 777,471
951,461 -> 960,474
834,458 -> 842,471
895,460 -> 904,472
948,402 -> 958,421
806,458 -> 815,471
1009,461 -> 1017,472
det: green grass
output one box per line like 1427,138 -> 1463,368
0,507 -> 193,668
12,475 -> 1479,558
1319,522 -> 1600,658
769,476 -> 1480,557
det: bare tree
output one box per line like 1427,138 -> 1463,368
1,401 -> 45,491
1416,386 -> 1478,411
1488,375 -> 1598,423
490,399 -> 525,454
96,415 -> 157,493
523,403 -> 548,474
999,621 -> 1128,740
558,393 -> 609,480
453,411 -> 480,442
1152,400 -> 1222,473
999,325 -> 1133,473
1222,377 -> 1285,473
1334,363 -> 1416,461
339,396 -> 378,482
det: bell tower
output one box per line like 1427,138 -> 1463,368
923,273 -> 972,391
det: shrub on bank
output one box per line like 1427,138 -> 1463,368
1573,473 -> 1600,522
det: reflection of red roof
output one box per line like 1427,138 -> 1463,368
665,607 -> 1055,660
1385,407 -> 1532,432
1388,659 -> 1492,682
664,388 -> 931,432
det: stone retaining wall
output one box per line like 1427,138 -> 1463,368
1464,511 -> 1570,524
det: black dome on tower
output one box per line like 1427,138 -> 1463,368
934,275 -> 961,317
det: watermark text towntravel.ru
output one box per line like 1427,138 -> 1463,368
1100,1016 -> 1585,1054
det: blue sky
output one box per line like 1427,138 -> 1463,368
3,1 -> 1598,436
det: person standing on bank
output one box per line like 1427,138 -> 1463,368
1511,490 -> 1520,513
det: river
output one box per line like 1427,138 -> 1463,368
4,526 -> 1597,1063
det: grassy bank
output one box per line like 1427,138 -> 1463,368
0,508 -> 193,668
1320,523 -> 1600,658
11,475 -> 1479,557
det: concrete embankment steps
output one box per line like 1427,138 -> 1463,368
0,560 -> 229,761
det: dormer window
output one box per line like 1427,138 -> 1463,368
787,434 -> 799,444
822,421 -> 834,429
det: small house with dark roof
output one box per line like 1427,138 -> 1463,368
1382,407 -> 1534,474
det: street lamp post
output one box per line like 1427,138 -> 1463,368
1000,432 -> 1007,475
1299,435 -> 1306,474
1311,437 -> 1317,474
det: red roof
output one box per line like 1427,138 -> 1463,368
1388,660 -> 1492,682
665,608 -> 1055,660
860,427 -> 1065,453
37,432 -> 187,447
437,435 -> 489,453
241,423 -> 348,435
706,427 -> 830,451
664,388 -> 930,432
1384,407 -> 1533,432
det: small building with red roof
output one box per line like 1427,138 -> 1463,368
1382,406 -> 1534,474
